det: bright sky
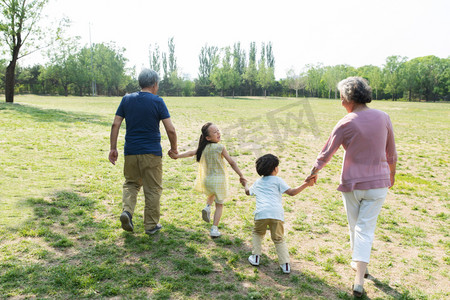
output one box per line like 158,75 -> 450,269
29,0 -> 450,79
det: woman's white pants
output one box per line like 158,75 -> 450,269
342,187 -> 388,263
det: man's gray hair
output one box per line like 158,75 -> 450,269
338,76 -> 372,104
138,69 -> 160,89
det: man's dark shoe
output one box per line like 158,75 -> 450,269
145,224 -> 162,235
120,211 -> 134,232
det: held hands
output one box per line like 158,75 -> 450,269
168,149 -> 178,159
304,176 -> 316,187
305,174 -> 318,185
239,177 -> 247,187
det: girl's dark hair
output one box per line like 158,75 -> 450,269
256,154 -> 279,176
196,122 -> 214,162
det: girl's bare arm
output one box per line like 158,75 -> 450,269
175,149 -> 197,159
221,146 -> 245,180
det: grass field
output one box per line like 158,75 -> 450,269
0,95 -> 448,299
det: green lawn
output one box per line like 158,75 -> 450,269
0,95 -> 448,299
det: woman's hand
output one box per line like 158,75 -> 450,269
305,174 -> 318,184
390,172 -> 395,188
304,177 -> 315,187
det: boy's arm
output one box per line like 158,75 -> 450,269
244,183 -> 250,195
284,179 -> 314,196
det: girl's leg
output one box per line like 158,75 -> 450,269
202,195 -> 215,223
213,203 -> 223,226
206,194 -> 215,206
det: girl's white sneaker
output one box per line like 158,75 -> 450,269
210,225 -> 220,237
202,205 -> 211,223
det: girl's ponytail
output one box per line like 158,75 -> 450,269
196,122 -> 213,162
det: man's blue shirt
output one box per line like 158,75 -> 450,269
115,92 -> 170,156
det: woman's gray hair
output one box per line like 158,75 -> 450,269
338,77 -> 372,104
138,68 -> 160,89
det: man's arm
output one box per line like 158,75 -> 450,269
162,118 -> 178,154
109,115 -> 124,165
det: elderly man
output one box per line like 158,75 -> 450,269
109,69 -> 177,235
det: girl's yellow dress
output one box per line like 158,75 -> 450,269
194,143 -> 229,204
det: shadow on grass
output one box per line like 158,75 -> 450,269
369,276 -> 412,300
0,102 -> 110,127
0,190 -> 416,299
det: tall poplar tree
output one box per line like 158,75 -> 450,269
243,42 -> 257,96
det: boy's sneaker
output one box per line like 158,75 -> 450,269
202,205 -> 211,223
145,224 -> 162,235
280,263 -> 291,274
248,255 -> 260,266
210,225 -> 221,238
120,211 -> 134,232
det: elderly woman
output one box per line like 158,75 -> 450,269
307,77 -> 397,297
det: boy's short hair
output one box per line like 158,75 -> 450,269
256,154 -> 279,176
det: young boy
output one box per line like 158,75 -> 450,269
244,154 -> 314,273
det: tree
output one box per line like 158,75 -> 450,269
357,65 -> 384,100
197,44 -> 218,85
0,0 -> 51,102
305,63 -> 324,97
367,66 -> 383,100
148,43 -> 161,75
91,42 -> 127,96
401,59 -> 419,101
285,68 -> 306,97
265,41 -> 275,69
257,42 -> 275,97
168,37 -> 177,74
437,57 -> 450,101
14,64 -> 42,94
75,47 -> 97,96
415,55 -> 445,101
232,42 -> 246,76
45,35 -> 80,96
243,42 -> 257,96
383,55 -> 407,101
210,47 -> 239,97
159,37 -> 180,96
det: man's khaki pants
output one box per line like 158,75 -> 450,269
122,154 -> 162,230
252,219 -> 290,264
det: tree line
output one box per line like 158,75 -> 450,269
3,39 -> 449,102
1,1 -> 448,102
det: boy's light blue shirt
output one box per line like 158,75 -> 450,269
249,176 -> 290,221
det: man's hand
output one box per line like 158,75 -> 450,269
109,149 -> 118,165
168,149 -> 178,159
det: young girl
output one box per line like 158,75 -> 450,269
169,122 -> 246,237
